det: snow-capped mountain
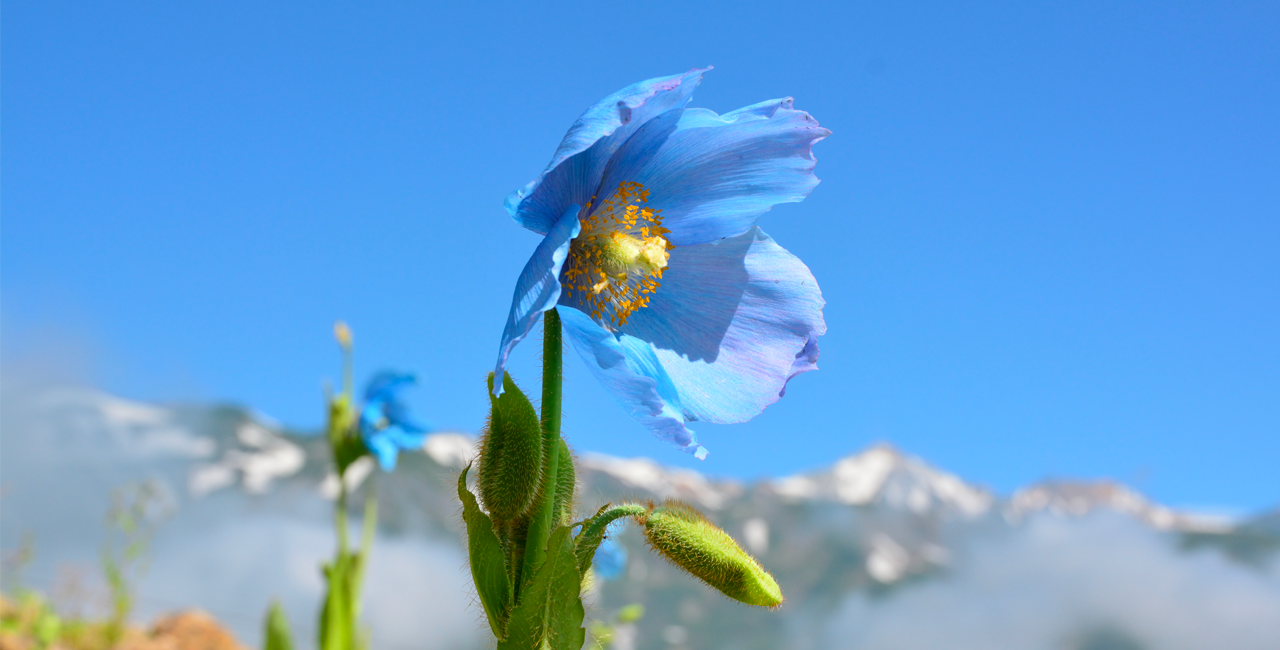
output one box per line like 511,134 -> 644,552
3,387 -> 1277,650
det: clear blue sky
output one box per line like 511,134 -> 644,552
4,2 -> 1277,512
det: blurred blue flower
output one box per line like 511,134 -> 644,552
593,536 -> 628,582
494,68 -> 829,458
359,371 -> 429,471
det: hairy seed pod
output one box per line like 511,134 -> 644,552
642,501 -> 784,607
477,373 -> 543,522
552,438 -> 576,525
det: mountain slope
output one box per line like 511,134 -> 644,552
2,388 -> 1277,650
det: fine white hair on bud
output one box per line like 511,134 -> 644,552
642,500 -> 784,608
477,373 -> 543,522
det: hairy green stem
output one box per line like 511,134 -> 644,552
581,504 -> 648,541
520,308 -> 563,586
335,478 -> 350,555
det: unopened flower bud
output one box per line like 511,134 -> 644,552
642,501 -> 783,607
333,321 -> 353,349
477,372 -> 543,522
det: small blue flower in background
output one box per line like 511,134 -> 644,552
495,68 -> 829,458
593,535 -> 628,582
359,371 -> 429,471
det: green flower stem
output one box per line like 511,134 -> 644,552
340,337 -> 354,402
581,504 -> 647,540
521,308 -> 563,585
335,476 -> 350,555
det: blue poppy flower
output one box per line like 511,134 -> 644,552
495,68 -> 828,458
359,371 -> 429,471
592,536 -> 628,582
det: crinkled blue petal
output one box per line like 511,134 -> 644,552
559,306 -> 706,458
364,433 -> 401,471
782,334 -> 821,397
506,68 -> 708,235
363,371 -> 415,405
359,402 -> 385,432
360,372 -> 426,433
362,425 -> 429,471
384,399 -> 428,433
493,204 -> 582,395
595,97 -> 829,246
619,227 -> 825,423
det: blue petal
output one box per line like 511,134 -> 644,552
559,307 -> 707,458
782,334 -> 821,397
364,432 -> 401,471
363,426 -> 429,471
381,425 -> 430,450
506,69 -> 708,235
595,97 -> 829,246
384,400 -> 428,433
359,402 -> 385,432
493,204 -> 582,395
619,227 -> 825,423
363,371 -> 416,404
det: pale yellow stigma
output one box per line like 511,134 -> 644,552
562,181 -> 673,328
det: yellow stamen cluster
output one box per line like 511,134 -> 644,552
562,181 -> 673,328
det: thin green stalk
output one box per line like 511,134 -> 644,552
341,342 -> 354,401
520,308 -> 563,584
336,474 -> 350,555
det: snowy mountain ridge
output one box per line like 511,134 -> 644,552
5,385 -> 1278,650
23,386 -> 1240,533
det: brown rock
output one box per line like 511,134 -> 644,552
118,612 -> 248,650
0,631 -> 33,650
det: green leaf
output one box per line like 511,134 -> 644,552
573,504 -> 647,577
319,553 -> 356,650
459,464 -> 513,640
263,600 -> 294,650
499,525 -> 585,650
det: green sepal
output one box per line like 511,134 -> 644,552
458,464 -> 513,640
573,503 -> 647,577
643,500 -> 784,608
332,434 -> 369,477
478,373 -> 544,522
263,600 -> 295,650
327,395 -> 354,446
498,525 -> 585,650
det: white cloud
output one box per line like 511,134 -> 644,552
826,513 -> 1280,650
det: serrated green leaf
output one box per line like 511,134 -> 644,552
263,600 -> 294,650
499,526 -> 585,650
459,465 -> 512,640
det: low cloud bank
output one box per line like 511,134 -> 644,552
827,514 -> 1280,650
